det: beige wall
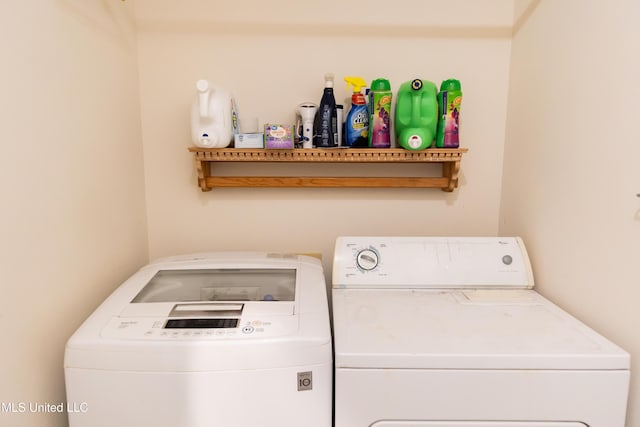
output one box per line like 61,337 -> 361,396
0,2 -> 148,427
501,1 -> 640,425
134,0 -> 514,273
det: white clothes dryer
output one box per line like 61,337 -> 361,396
332,237 -> 630,427
65,252 -> 332,427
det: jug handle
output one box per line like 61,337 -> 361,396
196,79 -> 210,118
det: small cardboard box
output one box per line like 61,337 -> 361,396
264,124 -> 294,149
234,133 -> 264,148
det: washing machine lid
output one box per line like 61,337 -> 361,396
131,267 -> 296,304
332,288 -> 629,370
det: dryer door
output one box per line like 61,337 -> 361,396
372,423 -> 586,427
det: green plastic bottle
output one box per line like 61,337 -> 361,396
394,79 -> 438,151
368,78 -> 392,148
435,79 -> 462,148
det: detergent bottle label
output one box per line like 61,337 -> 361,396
345,103 -> 369,147
369,92 -> 392,148
440,91 -> 461,147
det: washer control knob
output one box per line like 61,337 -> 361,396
357,249 -> 379,271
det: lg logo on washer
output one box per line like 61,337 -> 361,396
297,371 -> 313,391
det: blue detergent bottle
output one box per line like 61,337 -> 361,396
343,77 -> 369,147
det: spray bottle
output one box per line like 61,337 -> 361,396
313,73 -> 338,147
343,77 -> 369,148
435,79 -> 462,148
368,78 -> 392,148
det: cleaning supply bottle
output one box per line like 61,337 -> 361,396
395,78 -> 438,150
191,79 -> 235,148
313,73 -> 338,148
343,76 -> 369,147
436,79 -> 462,148
368,78 -> 392,148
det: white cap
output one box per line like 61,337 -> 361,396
324,73 -> 335,88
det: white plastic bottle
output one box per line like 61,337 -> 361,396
191,79 -> 235,148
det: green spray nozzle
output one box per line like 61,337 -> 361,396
344,76 -> 367,93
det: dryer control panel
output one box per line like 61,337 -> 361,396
332,236 -> 534,289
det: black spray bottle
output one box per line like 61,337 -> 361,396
313,73 -> 338,147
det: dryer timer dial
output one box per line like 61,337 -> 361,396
356,249 -> 379,271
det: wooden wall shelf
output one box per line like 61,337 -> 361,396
188,147 -> 468,192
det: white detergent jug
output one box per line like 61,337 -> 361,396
191,80 -> 235,148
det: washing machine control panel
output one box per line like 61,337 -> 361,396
333,236 -> 533,289
101,315 -> 298,340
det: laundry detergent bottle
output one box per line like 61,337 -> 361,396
368,78 -> 392,148
436,78 -> 462,148
190,79 -> 235,148
313,73 -> 338,147
394,78 -> 438,150
343,76 -> 369,147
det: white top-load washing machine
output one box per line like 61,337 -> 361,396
332,236 -> 630,427
65,252 -> 332,427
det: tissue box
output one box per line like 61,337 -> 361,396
234,133 -> 264,148
264,124 -> 294,149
